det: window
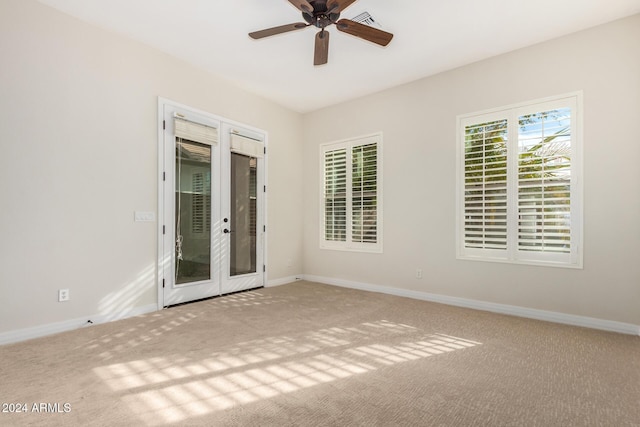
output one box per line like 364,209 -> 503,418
321,133 -> 383,252
191,172 -> 208,234
457,93 -> 582,268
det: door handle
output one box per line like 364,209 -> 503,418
223,229 -> 235,234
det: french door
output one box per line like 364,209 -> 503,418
159,100 -> 265,307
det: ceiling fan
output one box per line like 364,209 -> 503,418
249,0 -> 393,66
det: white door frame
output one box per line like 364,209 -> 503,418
157,98 -> 268,309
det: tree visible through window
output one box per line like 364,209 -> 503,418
464,119 -> 508,250
517,109 -> 572,253
324,148 -> 347,242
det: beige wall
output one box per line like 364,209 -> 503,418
302,14 -> 640,325
1,0 -> 638,338
0,0 -> 304,334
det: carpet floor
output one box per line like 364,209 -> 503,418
1,281 -> 639,426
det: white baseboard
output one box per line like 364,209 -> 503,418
266,275 -> 302,287
302,275 -> 640,336
0,303 -> 158,346
4,277 -> 637,345
1,277 -> 301,345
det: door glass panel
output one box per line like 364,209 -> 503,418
230,153 -> 257,276
175,138 -> 212,285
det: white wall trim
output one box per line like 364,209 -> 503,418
0,304 -> 158,346
4,276 -> 637,345
266,275 -> 302,287
302,275 -> 640,336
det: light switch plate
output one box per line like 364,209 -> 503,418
134,211 -> 156,222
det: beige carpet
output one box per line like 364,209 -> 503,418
1,281 -> 639,426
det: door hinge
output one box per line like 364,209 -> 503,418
163,120 -> 166,130
264,147 -> 266,155
162,279 -> 165,288
263,225 -> 266,232
163,171 -> 166,181
263,265 -> 266,272
263,185 -> 266,193
163,225 -> 166,234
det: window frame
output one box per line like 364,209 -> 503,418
456,92 -> 583,268
320,133 -> 383,253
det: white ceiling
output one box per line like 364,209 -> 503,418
37,0 -> 640,113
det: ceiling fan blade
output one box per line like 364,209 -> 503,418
336,19 -> 393,46
327,0 -> 357,14
288,0 -> 314,15
249,23 -> 308,39
314,31 -> 330,66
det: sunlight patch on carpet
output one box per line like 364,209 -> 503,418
93,320 -> 480,426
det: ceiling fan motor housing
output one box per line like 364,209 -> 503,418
302,0 -> 340,29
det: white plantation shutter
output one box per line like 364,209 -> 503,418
457,93 -> 582,268
517,108 -> 572,254
324,148 -> 347,242
321,134 -> 382,252
352,143 -> 378,243
463,119 -> 508,251
191,172 -> 211,234
192,172 -> 205,233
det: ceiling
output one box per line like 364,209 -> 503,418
37,0 -> 640,113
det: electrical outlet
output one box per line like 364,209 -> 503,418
416,269 -> 423,279
58,289 -> 70,302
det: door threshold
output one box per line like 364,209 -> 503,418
164,286 -> 265,309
